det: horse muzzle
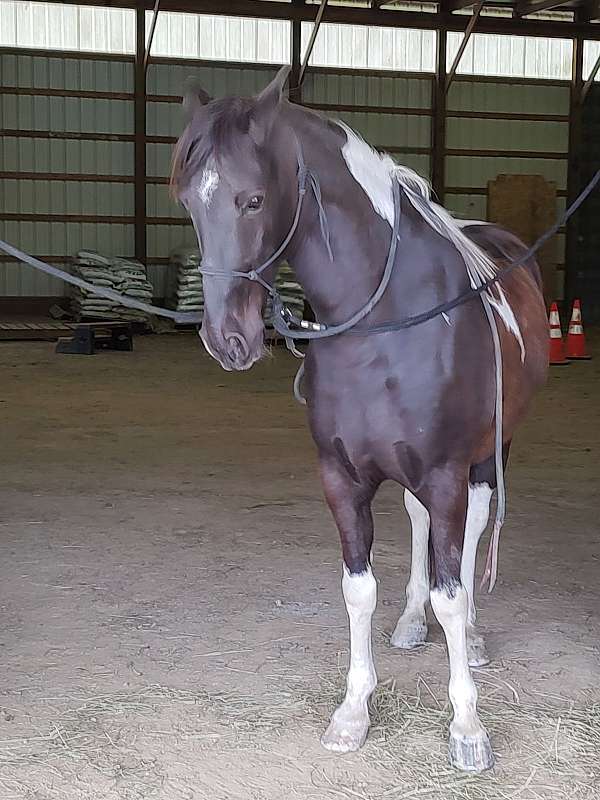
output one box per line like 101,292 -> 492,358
200,324 -> 263,372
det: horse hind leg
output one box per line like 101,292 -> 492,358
426,469 -> 494,772
391,484 -> 491,664
461,483 -> 493,667
390,489 -> 430,649
463,444 -> 511,667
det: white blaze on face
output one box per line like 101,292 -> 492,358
198,162 -> 220,207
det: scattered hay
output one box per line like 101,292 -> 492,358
304,676 -> 600,800
0,680 -> 599,799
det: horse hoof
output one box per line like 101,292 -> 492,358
449,730 -> 494,773
467,628 -> 490,668
390,621 -> 428,650
321,716 -> 368,753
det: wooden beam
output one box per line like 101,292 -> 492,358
564,30 -> 584,309
514,0 -> 571,16
581,49 -> 600,103
582,0 -> 600,21
445,1 -> 483,92
134,1 -> 147,265
299,0 -> 328,86
290,20 -> 302,103
144,0 -> 161,72
22,0 -> 600,41
432,23 -> 448,203
445,0 -> 477,11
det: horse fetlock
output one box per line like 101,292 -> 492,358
390,615 -> 428,649
466,624 -> 490,667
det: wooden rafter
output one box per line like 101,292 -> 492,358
445,0 -> 478,11
446,0 -> 484,92
514,0 -> 571,17
24,0 -> 600,41
582,0 -> 600,21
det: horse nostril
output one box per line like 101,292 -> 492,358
226,333 -> 249,365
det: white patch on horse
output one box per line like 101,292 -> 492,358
461,483 -> 493,667
430,585 -> 494,771
321,564 -> 377,753
391,490 -> 429,649
198,161 -> 220,207
339,123 -> 525,360
453,218 -> 491,229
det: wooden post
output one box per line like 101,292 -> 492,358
134,1 -> 147,265
432,23 -> 448,203
289,8 -> 302,104
565,29 -> 584,309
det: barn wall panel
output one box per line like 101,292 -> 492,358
444,77 -> 569,289
0,48 -> 134,296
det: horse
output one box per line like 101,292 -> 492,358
170,67 -> 548,772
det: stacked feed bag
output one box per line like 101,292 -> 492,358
71,251 -> 154,322
110,258 -> 155,321
166,249 -> 304,326
169,248 -> 204,316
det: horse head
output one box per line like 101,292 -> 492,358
171,67 -> 298,371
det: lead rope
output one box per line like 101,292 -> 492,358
480,294 -> 506,593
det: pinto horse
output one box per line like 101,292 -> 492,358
171,67 -> 548,772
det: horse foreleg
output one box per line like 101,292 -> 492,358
390,489 -> 430,649
460,483 -> 492,667
426,470 -> 494,773
319,457 -> 379,753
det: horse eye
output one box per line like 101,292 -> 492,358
246,194 -> 264,211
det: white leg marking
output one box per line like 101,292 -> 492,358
321,565 -> 377,753
461,484 -> 492,667
391,490 -> 430,649
430,585 -> 494,772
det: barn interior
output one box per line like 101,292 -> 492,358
1,2 -> 599,799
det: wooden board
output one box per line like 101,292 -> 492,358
0,321 -> 76,341
487,174 -> 558,304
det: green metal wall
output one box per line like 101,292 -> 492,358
445,77 -> 569,296
0,47 -> 572,299
0,49 -> 135,296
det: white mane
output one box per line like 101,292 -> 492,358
338,123 -> 525,360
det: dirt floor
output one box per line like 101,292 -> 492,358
0,331 -> 599,800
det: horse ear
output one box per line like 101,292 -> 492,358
182,77 -> 211,120
250,66 -> 290,145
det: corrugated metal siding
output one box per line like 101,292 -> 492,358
0,1 -> 135,53
447,32 -> 573,80
0,49 -> 134,296
149,13 -> 289,64
445,77 -> 569,296
3,4 -> 595,82
301,22 -> 435,72
447,80 -> 570,115
1,137 -> 134,176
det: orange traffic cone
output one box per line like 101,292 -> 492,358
549,302 -> 569,365
565,299 -> 591,360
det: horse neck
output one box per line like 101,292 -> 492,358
281,112 -> 398,325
